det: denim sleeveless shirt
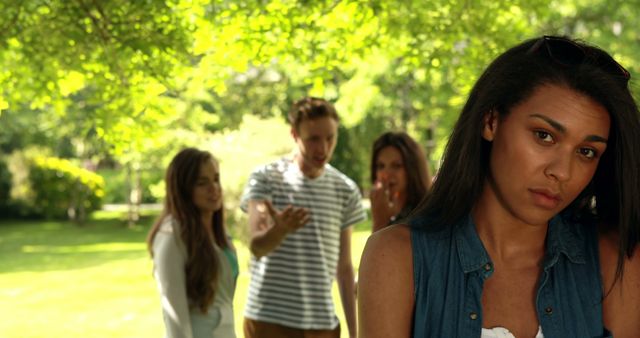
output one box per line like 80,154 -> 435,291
409,214 -> 611,338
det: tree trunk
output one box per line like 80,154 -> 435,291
127,162 -> 141,228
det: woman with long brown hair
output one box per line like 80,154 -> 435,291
147,148 -> 238,338
369,131 -> 431,232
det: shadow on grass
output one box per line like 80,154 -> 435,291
0,211 -> 159,273
0,209 -> 373,274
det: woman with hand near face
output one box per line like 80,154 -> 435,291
147,148 -> 238,338
369,132 -> 431,232
358,36 -> 640,338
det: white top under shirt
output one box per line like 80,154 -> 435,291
482,326 -> 544,338
240,157 -> 366,330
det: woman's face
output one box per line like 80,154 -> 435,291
375,146 -> 408,198
192,159 -> 222,214
481,84 -> 610,226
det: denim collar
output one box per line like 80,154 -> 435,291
455,215 -> 492,274
543,215 -> 586,268
455,214 -> 586,274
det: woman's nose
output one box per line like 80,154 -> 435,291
544,154 -> 572,182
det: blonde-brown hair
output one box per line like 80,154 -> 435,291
288,97 -> 339,131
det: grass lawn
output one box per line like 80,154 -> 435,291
0,211 -> 372,338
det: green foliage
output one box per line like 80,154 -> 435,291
2,0 -> 640,204
27,156 -> 105,220
98,168 -> 163,204
0,0 -> 194,164
331,120 -> 383,190
98,169 -> 128,204
0,159 -> 11,211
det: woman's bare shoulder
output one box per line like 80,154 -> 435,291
358,223 -> 414,337
599,231 -> 640,279
358,223 -> 414,297
599,232 -> 640,338
363,223 -> 412,258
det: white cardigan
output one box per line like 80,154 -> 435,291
151,217 -> 237,338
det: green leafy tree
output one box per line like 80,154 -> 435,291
2,0 -> 639,209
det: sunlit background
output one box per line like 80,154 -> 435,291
1,1 -> 638,337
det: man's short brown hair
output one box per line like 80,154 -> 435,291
288,97 -> 339,131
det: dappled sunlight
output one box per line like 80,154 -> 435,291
1,1 -> 635,336
21,242 -> 145,254
0,217 -> 371,337
0,256 -> 162,338
0,218 -> 153,273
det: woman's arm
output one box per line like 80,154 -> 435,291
600,232 -> 640,338
358,224 -> 414,337
153,229 -> 193,338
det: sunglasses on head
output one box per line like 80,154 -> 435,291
527,35 -> 630,84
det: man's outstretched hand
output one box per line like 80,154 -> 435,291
263,200 -> 310,234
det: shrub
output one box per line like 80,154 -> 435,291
97,168 -> 128,204
98,167 -> 163,204
0,158 -> 12,213
28,156 -> 105,220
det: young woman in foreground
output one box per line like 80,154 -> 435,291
148,148 -> 238,338
358,36 -> 640,338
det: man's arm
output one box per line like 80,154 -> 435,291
336,227 -> 357,338
248,200 -> 309,258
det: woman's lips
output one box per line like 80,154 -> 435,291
529,188 -> 561,209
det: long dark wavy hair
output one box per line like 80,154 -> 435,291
147,148 -> 230,313
412,35 -> 640,282
370,131 -> 431,213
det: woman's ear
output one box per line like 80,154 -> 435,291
482,109 -> 499,141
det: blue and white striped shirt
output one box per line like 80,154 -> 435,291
240,157 -> 366,329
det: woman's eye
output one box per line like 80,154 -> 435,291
579,148 -> 597,159
534,130 -> 554,143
